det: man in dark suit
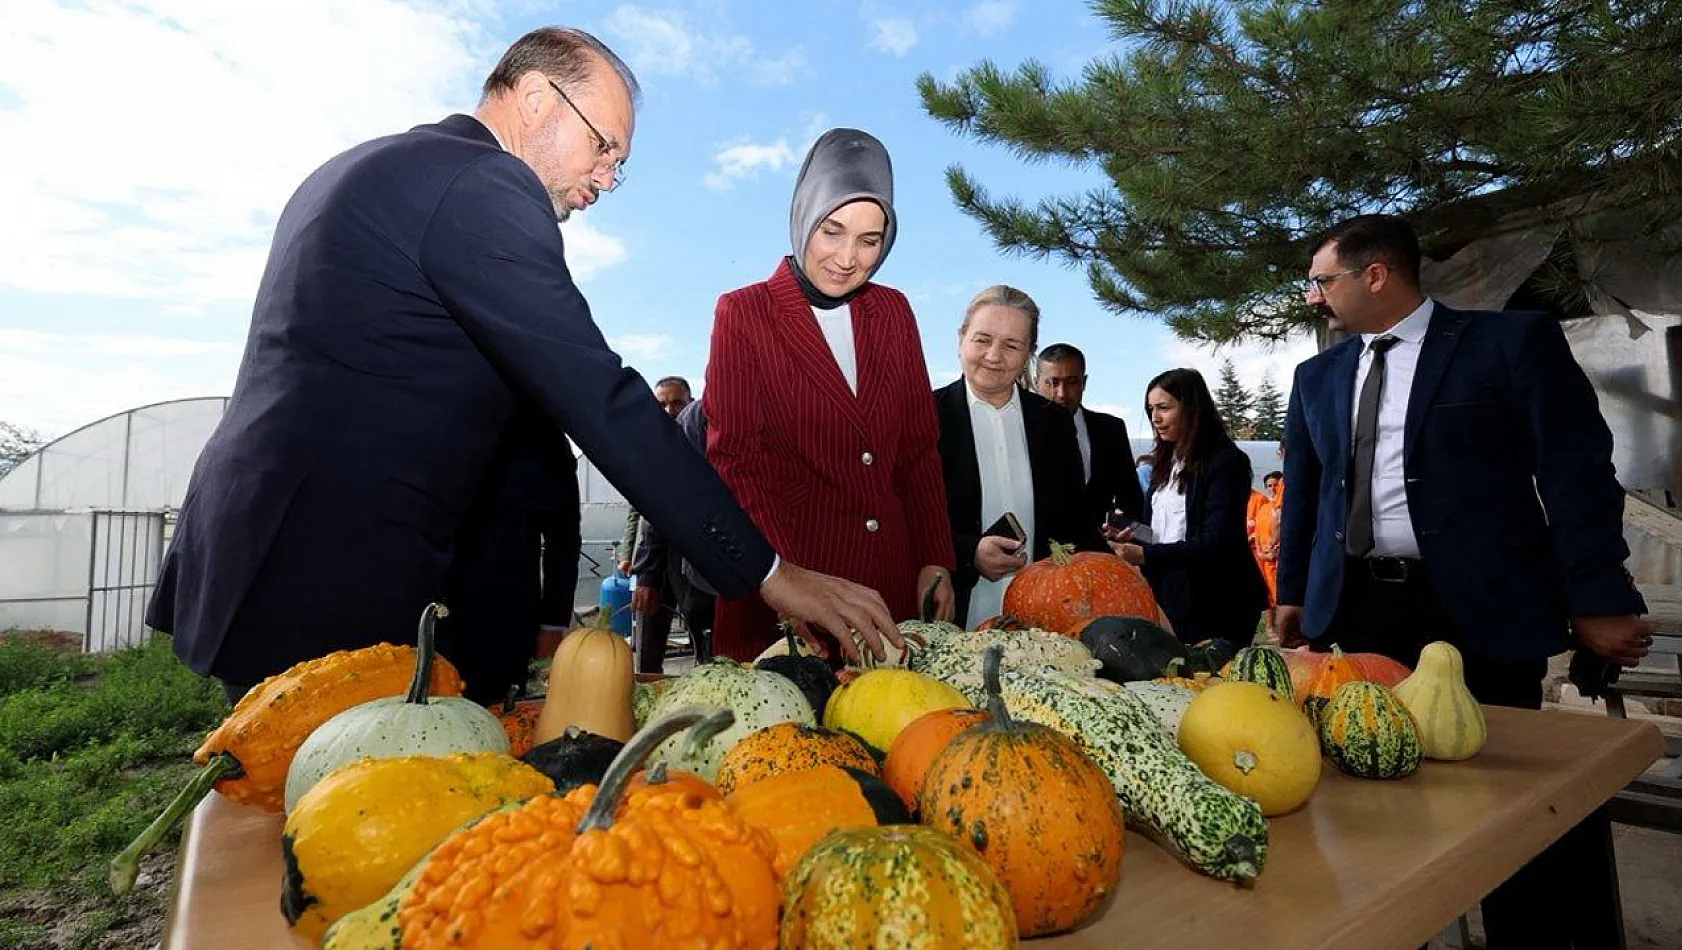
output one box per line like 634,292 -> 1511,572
934,286 -> 1105,627
1035,342 -> 1147,525
146,27 -> 901,702
1276,214 -> 1650,949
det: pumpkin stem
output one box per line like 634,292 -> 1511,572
501,683 -> 520,716
920,573 -> 943,623
109,752 -> 242,895
576,705 -> 734,834
406,602 -> 448,705
779,620 -> 801,657
980,644 -> 1013,728
1049,540 -> 1073,566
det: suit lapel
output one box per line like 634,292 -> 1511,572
767,263 -> 869,438
1404,303 -> 1471,459
938,381 -> 982,526
1326,339 -> 1361,471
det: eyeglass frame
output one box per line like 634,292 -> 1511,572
546,78 -> 627,192
1302,267 -> 1362,295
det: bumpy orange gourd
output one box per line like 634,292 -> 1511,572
727,764 -> 910,878
882,707 -> 990,813
1303,645 -> 1363,726
714,722 -> 878,795
394,706 -> 780,950
918,646 -> 1125,937
492,692 -> 545,757
1003,541 -> 1159,635
108,603 -> 464,895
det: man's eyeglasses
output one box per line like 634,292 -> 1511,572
1302,268 -> 1360,294
547,79 -> 627,192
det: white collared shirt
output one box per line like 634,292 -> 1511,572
1150,461 -> 1188,543
966,382 -> 1036,627
1351,297 -> 1433,558
813,304 -> 858,394
1072,408 -> 1092,484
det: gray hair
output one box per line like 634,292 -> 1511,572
481,27 -> 641,106
960,284 -> 1041,354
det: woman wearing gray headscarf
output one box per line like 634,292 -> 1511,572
704,128 -> 957,661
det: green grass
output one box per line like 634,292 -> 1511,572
0,633 -> 228,945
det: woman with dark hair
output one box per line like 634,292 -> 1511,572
1108,368 -> 1269,644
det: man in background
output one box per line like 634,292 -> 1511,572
1035,343 -> 1145,529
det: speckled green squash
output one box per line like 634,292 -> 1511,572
1318,681 -> 1422,780
644,659 -> 813,779
1225,646 -> 1294,700
998,667 -> 1268,884
781,824 -> 1017,949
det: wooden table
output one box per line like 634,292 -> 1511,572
164,706 -> 1663,950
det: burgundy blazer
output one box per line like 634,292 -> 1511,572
704,260 -> 956,658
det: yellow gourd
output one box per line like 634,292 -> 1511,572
1178,681 -> 1321,816
281,752 -> 552,941
1392,641 -> 1487,761
823,668 -> 971,753
534,614 -> 635,743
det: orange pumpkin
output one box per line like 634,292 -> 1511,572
975,614 -> 1030,631
624,761 -> 720,804
727,764 -> 911,878
395,707 -> 779,949
881,707 -> 991,812
1346,651 -> 1412,688
1003,541 -> 1159,635
714,722 -> 878,795
1303,645 -> 1363,726
918,645 -> 1125,937
1280,647 -> 1322,703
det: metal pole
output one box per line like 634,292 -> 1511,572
83,513 -> 99,653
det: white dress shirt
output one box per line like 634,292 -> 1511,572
1150,461 -> 1188,543
813,304 -> 858,394
966,382 -> 1036,628
1351,297 -> 1433,558
1072,408 -> 1093,484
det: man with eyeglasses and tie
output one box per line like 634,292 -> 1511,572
147,27 -> 905,707
1275,214 -> 1651,949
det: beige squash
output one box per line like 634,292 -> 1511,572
534,617 -> 635,743
1178,681 -> 1321,816
1392,641 -> 1486,761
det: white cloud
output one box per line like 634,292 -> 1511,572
0,329 -> 242,437
559,214 -> 629,280
1157,332 -> 1320,396
704,139 -> 796,191
868,17 -> 919,56
608,333 -> 675,363
964,1 -> 1016,37
603,6 -> 804,87
0,1 -> 522,310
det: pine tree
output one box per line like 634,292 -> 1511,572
917,0 -> 1682,342
1251,376 -> 1286,441
1214,360 -> 1255,438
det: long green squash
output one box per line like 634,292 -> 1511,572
997,667 -> 1268,884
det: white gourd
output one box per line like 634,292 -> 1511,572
1392,641 -> 1487,761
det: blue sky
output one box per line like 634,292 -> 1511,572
0,0 -> 1315,442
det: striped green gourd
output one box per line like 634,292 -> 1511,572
1225,646 -> 1294,700
1318,681 -> 1422,780
997,667 -> 1268,884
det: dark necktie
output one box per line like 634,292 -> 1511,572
1347,335 -> 1399,557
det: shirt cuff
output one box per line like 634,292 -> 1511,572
761,553 -> 781,586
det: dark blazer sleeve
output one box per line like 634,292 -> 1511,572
933,383 -> 983,594
1141,445 -> 1254,573
1510,316 -> 1645,616
1276,365 -> 1318,607
1099,412 -> 1146,520
418,155 -> 773,600
1030,396 -> 1107,555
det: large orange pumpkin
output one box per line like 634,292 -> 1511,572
1003,541 -> 1158,635
714,722 -> 878,795
881,707 -> 991,813
1303,645 -> 1363,727
918,646 -> 1125,937
1346,651 -> 1412,688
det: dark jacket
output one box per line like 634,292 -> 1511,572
934,380 -> 1105,624
1139,442 -> 1271,643
1081,406 -> 1147,524
1277,302 -> 1644,660
147,114 -> 775,688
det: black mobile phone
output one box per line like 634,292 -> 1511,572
1105,509 -> 1130,531
982,511 -> 1026,544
